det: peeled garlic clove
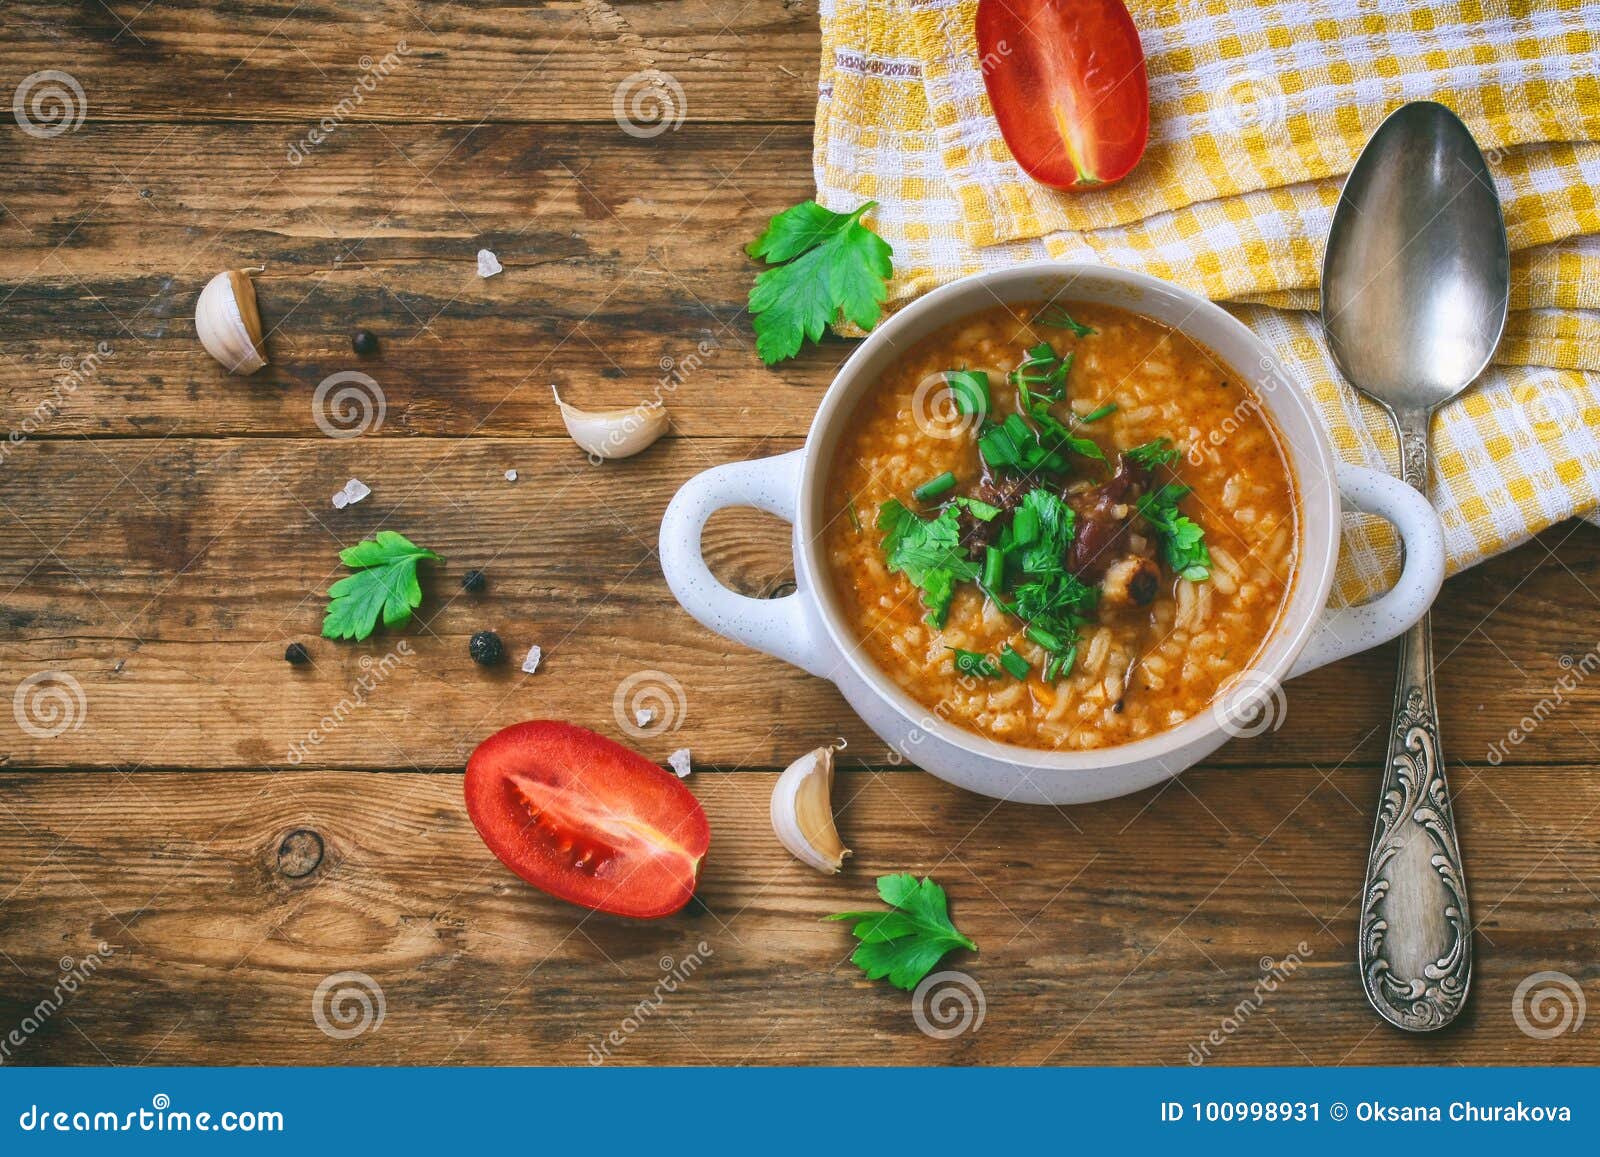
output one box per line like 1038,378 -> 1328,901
552,385 -> 668,460
195,269 -> 268,375
771,745 -> 851,874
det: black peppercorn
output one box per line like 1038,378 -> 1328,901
284,642 -> 311,665
461,569 -> 487,593
468,631 -> 504,666
351,330 -> 379,355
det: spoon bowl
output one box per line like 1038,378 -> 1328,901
1323,100 -> 1510,413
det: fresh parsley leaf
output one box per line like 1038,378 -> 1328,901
322,531 -> 441,641
952,496 -> 1001,521
826,874 -> 978,991
877,500 -> 979,627
1009,341 -> 1071,406
1034,306 -> 1096,337
1126,437 -> 1181,470
747,201 -> 893,365
947,647 -> 999,678
1137,483 -> 1212,581
1014,488 -> 1076,575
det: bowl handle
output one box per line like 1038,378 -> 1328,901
659,448 -> 833,679
1289,462 -> 1445,678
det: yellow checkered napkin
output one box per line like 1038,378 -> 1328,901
814,0 -> 1600,603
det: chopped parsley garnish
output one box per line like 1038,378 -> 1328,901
322,531 -> 440,642
826,874 -> 977,991
1126,437 -> 1181,470
746,200 -> 893,365
948,647 -> 1000,678
877,499 -> 979,627
1009,340 -> 1072,406
978,411 -> 1104,475
846,498 -> 862,531
1034,306 -> 1096,337
998,644 -> 1030,679
1137,483 -> 1212,581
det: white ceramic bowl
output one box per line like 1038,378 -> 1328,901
660,264 -> 1443,804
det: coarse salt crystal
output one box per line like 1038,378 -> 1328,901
635,706 -> 655,727
477,248 -> 502,278
331,477 -> 371,509
520,644 -> 542,674
504,469 -> 518,482
667,748 -> 692,778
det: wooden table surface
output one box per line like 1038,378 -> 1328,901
2,2 -> 1597,1066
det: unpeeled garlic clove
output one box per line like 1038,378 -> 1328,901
195,269 -> 268,375
552,385 -> 669,460
771,744 -> 851,874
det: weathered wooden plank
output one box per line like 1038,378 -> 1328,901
0,436 -> 1596,770
2,0 -> 818,123
0,766 -> 1595,1065
0,122 -> 838,440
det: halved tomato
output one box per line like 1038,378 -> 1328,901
976,0 -> 1149,190
464,721 -> 710,919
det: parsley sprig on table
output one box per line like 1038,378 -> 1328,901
827,874 -> 977,991
322,531 -> 441,641
746,200 -> 893,365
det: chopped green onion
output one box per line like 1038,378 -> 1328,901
1011,505 -> 1039,547
1080,401 -> 1118,423
912,471 -> 957,502
947,647 -> 999,678
982,546 -> 1006,591
944,370 -> 991,420
1044,645 -> 1078,682
1025,624 -> 1065,653
998,644 -> 1030,680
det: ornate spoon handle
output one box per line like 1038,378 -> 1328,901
1358,414 -> 1471,1030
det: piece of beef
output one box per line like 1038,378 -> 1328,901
1066,454 -> 1157,583
955,460 -> 1029,559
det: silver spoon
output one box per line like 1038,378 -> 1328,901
1322,101 -> 1509,1031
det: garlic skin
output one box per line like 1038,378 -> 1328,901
196,269 -> 268,375
771,745 -> 851,874
552,386 -> 669,460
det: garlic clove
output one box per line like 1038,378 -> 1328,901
552,385 -> 669,460
195,269 -> 268,375
771,745 -> 851,874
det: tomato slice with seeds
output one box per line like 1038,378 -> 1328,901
465,721 -> 709,919
976,0 -> 1149,190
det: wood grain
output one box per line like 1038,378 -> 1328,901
1,766 -> 1596,1065
0,122 -> 839,441
6,1 -> 818,123
1,433 -> 1597,770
